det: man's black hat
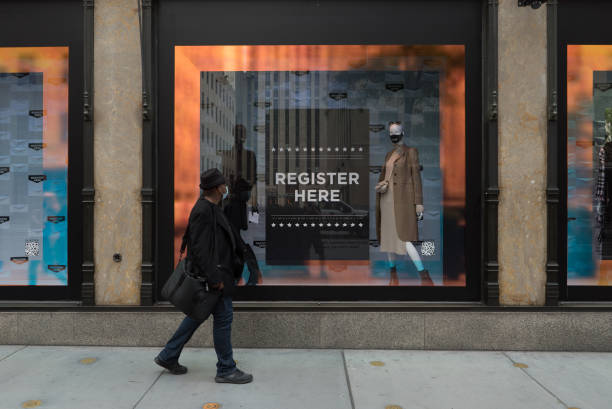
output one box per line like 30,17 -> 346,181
200,168 -> 226,190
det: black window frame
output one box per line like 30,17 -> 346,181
147,0 -> 499,303
0,0 -> 92,302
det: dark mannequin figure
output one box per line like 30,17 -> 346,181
221,124 -> 262,285
595,108 -> 612,285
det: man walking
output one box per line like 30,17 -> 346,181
155,168 -> 253,384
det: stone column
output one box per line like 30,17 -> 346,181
93,0 -> 142,305
498,0 -> 548,305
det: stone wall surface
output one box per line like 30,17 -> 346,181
1,311 -> 611,351
93,0 -> 142,305
498,0 -> 548,305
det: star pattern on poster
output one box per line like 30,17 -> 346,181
270,146 -> 367,153
269,218 -> 366,230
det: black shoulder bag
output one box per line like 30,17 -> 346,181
161,202 -> 220,322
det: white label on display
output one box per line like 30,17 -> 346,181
27,175 -> 45,196
28,115 -> 43,132
10,140 -> 28,156
28,228 -> 43,237
12,163 -> 28,173
0,108 -> 9,123
9,204 -> 28,213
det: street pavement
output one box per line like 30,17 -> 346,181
0,346 -> 611,409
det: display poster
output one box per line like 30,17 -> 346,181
265,108 -> 370,264
0,47 -> 69,286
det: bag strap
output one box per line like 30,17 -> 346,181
210,201 -> 218,270
178,224 -> 189,262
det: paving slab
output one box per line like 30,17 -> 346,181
506,351 -> 612,409
0,345 -> 25,361
344,350 -> 566,409
2,346 -> 611,409
137,348 -> 352,409
0,346 -> 161,409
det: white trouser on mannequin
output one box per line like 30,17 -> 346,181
386,242 -> 425,271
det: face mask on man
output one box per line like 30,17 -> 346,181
222,185 -> 229,200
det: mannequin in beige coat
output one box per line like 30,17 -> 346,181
375,123 -> 434,286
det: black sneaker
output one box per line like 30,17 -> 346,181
154,356 -> 188,375
215,369 -> 253,384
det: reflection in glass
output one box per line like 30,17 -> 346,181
567,45 -> 612,286
175,45 -> 466,286
0,47 -> 69,286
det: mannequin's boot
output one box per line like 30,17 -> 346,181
418,269 -> 434,286
389,266 -> 399,286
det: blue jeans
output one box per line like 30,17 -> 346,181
158,296 -> 236,377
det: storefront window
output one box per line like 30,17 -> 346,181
175,45 -> 466,286
567,45 -> 612,286
0,47 -> 69,286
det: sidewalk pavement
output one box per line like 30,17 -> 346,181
1,346 -> 611,409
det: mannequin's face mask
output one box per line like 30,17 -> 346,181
389,123 -> 404,144
389,133 -> 403,144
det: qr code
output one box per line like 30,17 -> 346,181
25,239 -> 40,257
421,240 -> 436,257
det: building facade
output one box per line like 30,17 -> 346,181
0,0 -> 611,350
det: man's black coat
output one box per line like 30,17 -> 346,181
186,197 -> 245,295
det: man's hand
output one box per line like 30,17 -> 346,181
211,281 -> 224,290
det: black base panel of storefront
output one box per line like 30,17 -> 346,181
231,286 -> 475,302
154,0 -> 484,302
0,0 -> 84,301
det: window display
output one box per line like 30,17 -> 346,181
567,45 -> 612,286
0,47 -> 69,286
175,45 -> 466,286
